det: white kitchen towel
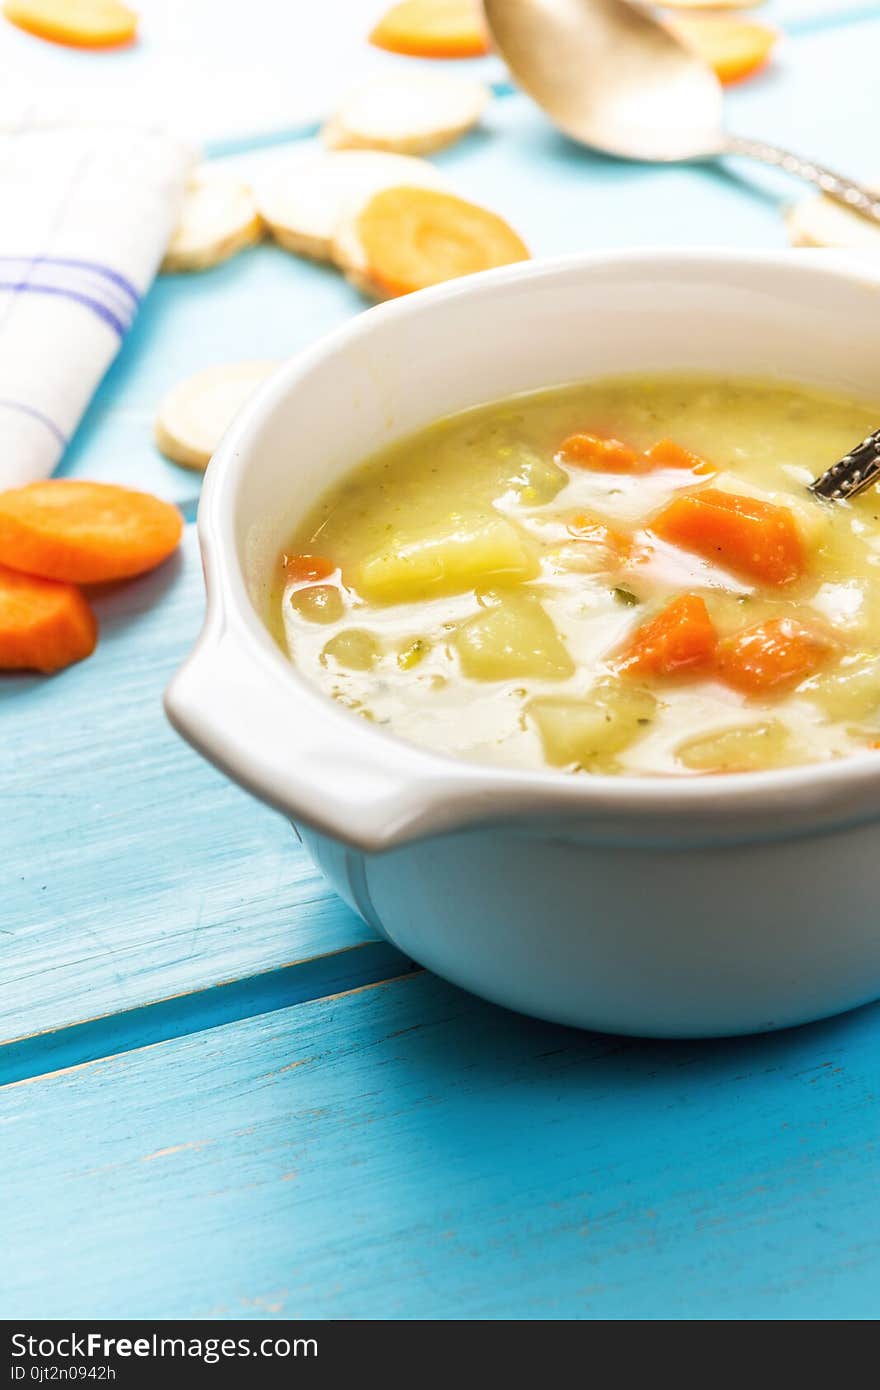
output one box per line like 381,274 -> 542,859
0,109 -> 192,487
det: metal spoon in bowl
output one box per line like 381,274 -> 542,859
482,0 -> 880,226
810,430 -> 880,501
483,0 -> 880,502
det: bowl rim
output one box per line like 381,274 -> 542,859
170,247 -> 880,851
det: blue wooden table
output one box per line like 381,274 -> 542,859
3,3 -> 880,1320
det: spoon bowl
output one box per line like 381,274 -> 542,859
484,0 -> 724,161
483,0 -> 880,223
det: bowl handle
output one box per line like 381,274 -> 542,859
164,628 -> 476,853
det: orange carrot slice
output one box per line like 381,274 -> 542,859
617,594 -> 717,677
716,617 -> 834,694
668,15 -> 777,86
558,434 -> 640,472
348,185 -> 529,298
3,0 -> 138,49
0,481 -> 183,584
282,553 -> 335,582
642,438 -> 714,475
0,564 -> 96,673
369,0 -> 489,58
651,489 -> 805,587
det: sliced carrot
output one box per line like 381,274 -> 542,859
0,481 -> 183,584
651,489 -> 805,587
3,0 -> 138,49
668,15 -> 777,86
352,185 -> 529,297
716,617 -> 834,695
558,434 -> 640,472
617,594 -> 717,678
642,438 -> 714,475
369,0 -> 489,58
0,564 -> 96,673
282,553 -> 335,582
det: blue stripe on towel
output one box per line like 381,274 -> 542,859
0,280 -> 129,337
0,398 -> 68,450
0,255 -> 141,307
33,269 -> 134,328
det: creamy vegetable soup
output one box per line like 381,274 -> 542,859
274,375 -> 880,776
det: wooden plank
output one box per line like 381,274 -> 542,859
0,943 -> 416,1087
3,969 -> 879,1320
0,526 -> 376,1044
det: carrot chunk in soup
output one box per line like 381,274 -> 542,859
716,617 -> 834,694
651,489 -> 805,586
557,434 -> 640,472
283,553 -> 335,582
642,439 -> 714,475
617,594 -> 717,678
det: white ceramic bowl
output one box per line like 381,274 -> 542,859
166,249 -> 880,1037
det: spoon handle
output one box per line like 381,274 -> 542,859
724,134 -> 880,226
810,429 -> 880,502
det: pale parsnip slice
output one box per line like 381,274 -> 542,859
323,72 -> 489,157
354,513 -> 537,602
676,721 -> 797,773
529,682 -> 656,767
162,169 -> 261,272
786,189 -> 880,251
154,361 -> 279,471
803,652 -> 880,723
254,149 -> 447,263
456,593 -> 574,682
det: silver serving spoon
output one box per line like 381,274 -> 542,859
483,0 -> 880,501
482,0 -> 880,226
810,430 -> 880,501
